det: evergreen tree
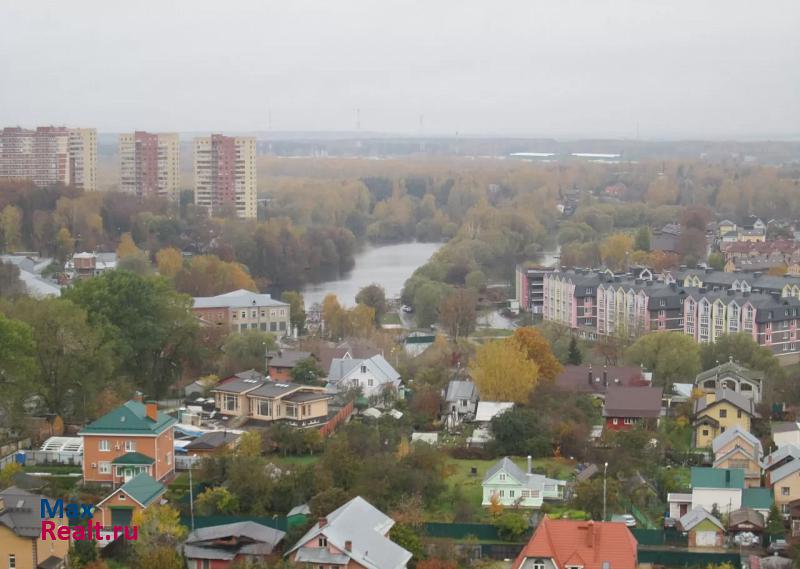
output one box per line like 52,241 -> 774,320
567,336 -> 582,365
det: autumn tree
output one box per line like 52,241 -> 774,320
356,283 -> 387,325
280,290 -> 306,334
634,226 -> 651,252
470,340 -> 539,403
600,233 -> 635,272
132,504 -> 187,569
220,330 -> 277,376
116,232 -> 144,259
510,327 -> 563,381
174,255 -> 257,296
322,294 -> 349,340
195,486 -> 240,516
155,247 -> 183,278
438,288 -> 477,338
0,205 -> 22,252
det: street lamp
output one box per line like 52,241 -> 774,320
603,461 -> 609,522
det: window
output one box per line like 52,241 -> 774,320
719,409 -> 727,418
782,504 -> 790,515
361,365 -> 367,373
737,409 -> 742,418
702,429 -> 709,436
8,554 -> 15,569
499,474 -> 506,481
166,452 -> 172,466
286,405 -> 297,418
223,394 -> 237,412
257,399 -> 272,416
510,490 -> 515,497
119,493 -> 126,501
99,462 -> 111,474
612,418 -> 619,425
270,322 -> 277,332
624,418 -> 635,425
279,321 -> 286,331
201,561 -> 210,569
499,490 -> 505,497
783,487 -> 791,496
318,537 -> 327,547
532,560 -> 545,569
241,311 -> 246,318
124,440 -> 136,452
521,490 -> 530,498
367,379 -> 374,387
99,439 -> 110,452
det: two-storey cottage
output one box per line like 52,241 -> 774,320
711,426 -> 763,487
481,457 -> 566,508
79,400 -> 176,485
326,354 -> 401,400
693,388 -> 758,449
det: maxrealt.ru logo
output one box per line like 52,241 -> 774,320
40,499 -> 138,541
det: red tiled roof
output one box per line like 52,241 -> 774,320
513,517 -> 638,569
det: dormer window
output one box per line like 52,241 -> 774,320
533,560 -> 546,569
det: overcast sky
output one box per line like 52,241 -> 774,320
1,0 -> 798,139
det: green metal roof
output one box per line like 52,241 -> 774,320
690,467 -> 745,489
80,401 -> 176,435
117,473 -> 165,507
742,487 -> 773,510
112,452 -> 155,465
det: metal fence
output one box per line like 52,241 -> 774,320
0,449 -> 82,467
175,455 -> 204,471
631,528 -> 688,546
638,549 -> 741,567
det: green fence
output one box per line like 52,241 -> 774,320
631,528 -> 688,546
423,522 -> 504,541
638,550 -> 740,567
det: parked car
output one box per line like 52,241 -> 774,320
663,517 -> 677,529
611,514 -> 637,527
401,305 -> 414,313
768,539 -> 788,554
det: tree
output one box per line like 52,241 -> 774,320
134,547 -> 183,569
290,357 -> 324,385
438,288 -> 477,338
0,462 -> 22,489
510,327 -> 563,381
63,270 -> 200,397
322,294 -> 349,340
626,332 -> 701,389
220,330 -> 277,376
280,291 -> 306,335
490,408 -> 552,456
567,336 -> 582,365
0,205 -> 22,252
389,523 -> 423,562
600,233 -> 635,272
3,297 -> 116,418
348,304 -> 376,338
767,503 -> 786,537
470,340 -> 539,403
174,255 -> 257,296
195,486 -> 240,516
707,252 -> 725,271
116,232 -> 144,259
155,247 -> 183,278
496,512 -> 528,541
356,283 -> 387,325
0,261 -> 24,298
634,226 -> 651,252
413,282 -> 449,329
237,431 -> 263,458
133,504 -> 187,548
571,477 -> 621,520
465,269 -> 487,291
55,227 -> 75,262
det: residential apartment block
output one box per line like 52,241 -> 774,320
119,131 -> 180,199
0,126 -> 97,191
193,134 -> 257,218
515,264 -> 556,315
192,289 -> 291,335
542,267 -> 800,361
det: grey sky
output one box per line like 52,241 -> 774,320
1,0 -> 798,139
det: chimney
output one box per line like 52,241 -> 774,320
145,401 -> 158,422
527,455 -> 532,475
586,520 -> 595,547
318,517 -> 327,528
345,540 -> 352,552
603,366 -> 608,387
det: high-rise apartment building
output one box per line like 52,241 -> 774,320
0,126 -> 96,191
119,131 -> 180,199
193,134 -> 257,218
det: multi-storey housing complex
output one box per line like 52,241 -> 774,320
193,134 -> 257,218
0,126 -> 97,191
542,267 -> 800,361
192,289 -> 291,335
515,264 -> 556,315
119,131 -> 180,199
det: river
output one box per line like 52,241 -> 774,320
301,241 -> 443,307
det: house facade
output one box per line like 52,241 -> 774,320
326,354 -> 402,400
512,517 -> 637,569
79,400 -> 176,485
694,388 -> 758,449
690,467 -> 744,516
678,507 -> 725,547
0,487 -> 69,569
441,379 -> 478,427
286,496 -> 411,569
211,372 -> 331,428
192,289 -> 291,335
267,350 -> 315,382
602,386 -> 663,431
95,473 -> 166,528
694,360 -> 764,404
183,521 -> 285,569
481,457 -> 566,508
711,427 -> 763,487
768,460 -> 800,516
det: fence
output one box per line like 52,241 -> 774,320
319,401 -> 354,437
423,522 -> 505,541
19,450 -> 83,466
638,549 -> 741,567
175,455 -> 204,471
631,528 -> 688,547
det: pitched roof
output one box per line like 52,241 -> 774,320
679,506 -> 724,532
185,431 -> 240,451
444,380 -> 477,402
694,388 -> 759,417
512,517 -> 637,569
483,457 -> 565,491
602,386 -> 663,418
772,421 -> 800,435
327,354 -> 400,384
315,341 -> 381,371
184,521 -> 285,558
212,370 -> 267,393
555,365 -> 648,394
728,507 -> 765,529
742,488 -> 773,510
192,289 -> 288,309
769,457 -> 800,484
112,451 -> 155,465
761,444 -> 800,470
696,360 -> 764,384
105,473 -> 165,508
475,401 -> 514,422
711,426 -> 763,457
690,467 -> 745,489
80,400 -> 176,435
269,350 -> 313,369
287,496 -> 411,569
0,487 -> 47,538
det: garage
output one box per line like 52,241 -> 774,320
679,506 -> 724,548
110,507 -> 133,527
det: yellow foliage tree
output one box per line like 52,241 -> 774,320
237,431 -> 263,458
116,232 -> 142,259
470,340 -> 539,403
488,492 -> 504,517
156,247 -> 183,279
600,233 -> 635,272
510,327 -> 563,381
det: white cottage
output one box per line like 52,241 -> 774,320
482,457 -> 566,508
326,354 -> 401,399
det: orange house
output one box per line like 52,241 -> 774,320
79,400 -> 176,485
95,473 -> 166,528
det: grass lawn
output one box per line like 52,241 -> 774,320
269,455 -> 321,467
23,464 -> 82,475
471,328 -> 514,338
381,312 -> 403,326
426,456 -> 577,522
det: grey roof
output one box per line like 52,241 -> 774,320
711,426 -> 763,457
771,421 -> 800,434
211,371 -> 266,394
696,361 -> 764,384
38,556 -> 65,569
269,350 -> 312,368
185,430 -> 240,451
602,386 -> 663,418
185,521 -> 286,558
284,391 -> 331,403
193,289 -> 288,309
0,487 -> 47,538
761,444 -> 800,470
287,496 -> 411,569
249,382 -> 318,399
770,457 -> 800,483
576,463 -> 599,483
695,388 -> 759,417
444,380 -> 477,402
679,506 -> 724,532
327,354 -> 400,384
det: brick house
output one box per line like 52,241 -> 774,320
95,473 -> 166,528
79,400 -> 176,485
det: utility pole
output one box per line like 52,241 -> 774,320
188,454 -> 196,531
603,461 -> 609,521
